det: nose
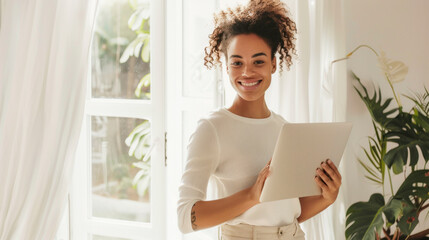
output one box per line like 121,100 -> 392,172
241,64 -> 254,77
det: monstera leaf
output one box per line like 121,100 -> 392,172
396,198 -> 419,236
353,72 -> 429,174
346,194 -> 406,240
352,72 -> 398,129
346,193 -> 385,240
383,111 -> 429,174
394,170 -> 429,202
390,170 -> 429,235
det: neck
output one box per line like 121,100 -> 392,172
227,95 -> 270,119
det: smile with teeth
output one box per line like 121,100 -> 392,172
239,80 -> 262,86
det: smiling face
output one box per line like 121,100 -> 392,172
226,34 -> 276,102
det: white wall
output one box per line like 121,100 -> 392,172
343,0 -> 429,235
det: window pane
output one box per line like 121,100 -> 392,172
182,0 -> 216,98
91,116 -> 151,222
91,0 -> 151,100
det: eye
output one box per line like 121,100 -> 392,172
254,60 -> 265,65
230,61 -> 242,66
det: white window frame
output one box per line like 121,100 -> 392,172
69,0 -> 166,239
165,0 -> 223,239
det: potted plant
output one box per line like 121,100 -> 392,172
333,45 -> 429,240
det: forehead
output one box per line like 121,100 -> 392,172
227,34 -> 271,58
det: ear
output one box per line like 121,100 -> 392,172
271,57 -> 277,74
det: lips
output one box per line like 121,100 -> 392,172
238,80 -> 262,87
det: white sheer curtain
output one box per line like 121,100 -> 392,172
0,0 -> 97,239
279,0 -> 348,239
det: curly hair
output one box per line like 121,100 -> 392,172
204,0 -> 297,72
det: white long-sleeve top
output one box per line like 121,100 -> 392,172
177,108 -> 301,234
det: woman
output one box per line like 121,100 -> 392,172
177,0 -> 342,239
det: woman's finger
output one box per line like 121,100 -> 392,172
326,159 -> 341,179
314,175 -> 328,192
316,168 -> 335,189
324,160 -> 342,187
258,166 -> 270,183
321,162 -> 338,182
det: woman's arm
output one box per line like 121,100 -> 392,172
191,160 -> 271,231
298,159 -> 342,223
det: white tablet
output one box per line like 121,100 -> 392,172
260,122 -> 352,202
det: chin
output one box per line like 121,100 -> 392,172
238,94 -> 263,102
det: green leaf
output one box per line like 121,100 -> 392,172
383,111 -> 429,171
125,121 -> 150,146
120,33 -> 149,63
134,133 -> 151,160
364,176 -> 382,185
384,146 -> 406,174
404,87 -> 429,116
383,198 -> 402,224
394,170 -> 429,201
128,128 -> 150,157
136,174 -> 150,197
133,161 -> 150,172
346,193 -> 385,240
125,121 -> 151,159
141,37 -> 150,62
132,167 -> 147,186
358,159 -> 382,184
128,7 -> 149,31
134,41 -> 144,58
128,0 -> 138,10
135,73 -> 150,98
396,198 -> 419,235
120,37 -> 139,63
351,72 -> 398,129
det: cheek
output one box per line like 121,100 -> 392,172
228,68 -> 240,79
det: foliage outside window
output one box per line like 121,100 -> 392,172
90,0 -> 152,223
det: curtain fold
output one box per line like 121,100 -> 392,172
279,0 -> 347,239
0,0 -> 98,239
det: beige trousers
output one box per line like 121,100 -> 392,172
220,219 -> 305,240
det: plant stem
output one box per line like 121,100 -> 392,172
381,132 -> 386,196
387,169 -> 394,196
419,203 -> 429,213
383,228 -> 392,240
409,229 -> 429,239
347,44 -> 379,57
392,228 -> 398,240
384,73 -> 402,109
345,44 -> 402,108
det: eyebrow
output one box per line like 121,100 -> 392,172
229,52 -> 267,59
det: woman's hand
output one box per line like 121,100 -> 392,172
314,159 -> 342,204
247,159 -> 271,204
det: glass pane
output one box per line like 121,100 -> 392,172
91,116 -> 151,222
182,0 -> 216,98
91,0 -> 151,100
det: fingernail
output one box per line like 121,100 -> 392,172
327,159 -> 331,163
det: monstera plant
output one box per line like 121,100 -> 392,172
334,45 -> 429,240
